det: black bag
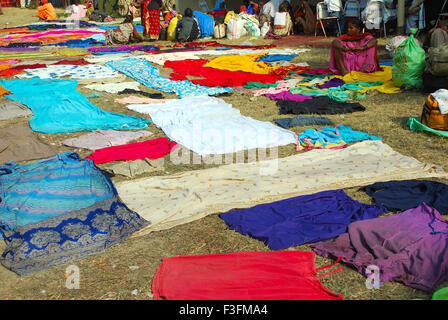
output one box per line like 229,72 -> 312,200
422,72 -> 448,94
159,28 -> 167,41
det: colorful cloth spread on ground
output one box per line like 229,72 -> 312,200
407,117 -> 448,138
152,251 -> 344,300
0,153 -> 116,231
220,189 -> 387,250
88,44 -> 159,54
84,82 -> 140,93
0,124 -> 57,164
1,196 -> 149,276
0,29 -> 103,46
362,180 -> 448,214
0,101 -> 32,120
192,48 -> 310,57
62,129 -> 153,151
277,96 -> 366,115
142,52 -> 201,65
126,95 -> 296,155
289,82 -> 379,102
312,203 -> 448,292
16,64 -> 120,80
164,59 -> 283,88
114,96 -> 175,105
86,137 -> 178,164
115,141 -> 447,236
105,58 -> 233,98
0,79 -> 150,133
266,91 -> 314,102
101,158 -> 164,178
274,116 -> 334,128
256,54 -> 298,62
252,81 -> 298,96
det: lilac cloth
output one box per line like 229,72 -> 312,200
316,78 -> 345,89
311,203 -> 448,292
219,189 -> 387,250
265,91 -> 314,102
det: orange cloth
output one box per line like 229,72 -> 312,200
0,86 -> 11,96
37,3 -> 57,21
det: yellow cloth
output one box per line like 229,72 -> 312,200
0,64 -> 12,71
336,66 -> 400,94
224,11 -> 238,24
37,3 -> 57,21
204,53 -> 287,75
167,16 -> 179,41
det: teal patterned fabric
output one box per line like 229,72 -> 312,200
105,58 -> 233,98
1,196 -> 150,275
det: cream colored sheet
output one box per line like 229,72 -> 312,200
115,140 -> 447,237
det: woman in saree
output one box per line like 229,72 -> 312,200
104,15 -> 143,45
143,0 -> 163,40
329,19 -> 380,76
37,0 -> 57,21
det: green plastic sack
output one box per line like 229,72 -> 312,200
392,28 -> 426,89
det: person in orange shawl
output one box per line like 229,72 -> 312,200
329,19 -> 380,76
37,0 -> 57,21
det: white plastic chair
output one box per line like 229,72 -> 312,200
344,0 -> 360,18
362,1 -> 387,38
314,1 -> 341,37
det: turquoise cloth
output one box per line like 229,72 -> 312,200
0,79 -> 150,133
0,153 -> 116,231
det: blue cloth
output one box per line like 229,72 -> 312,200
363,180 -> 448,214
212,0 -> 225,10
193,11 -> 214,38
274,116 -> 334,128
0,153 -> 116,232
1,196 -> 149,275
220,190 -> 387,250
256,54 -> 298,63
380,60 -> 393,66
106,58 -> 233,98
333,124 -> 382,143
0,79 -> 150,133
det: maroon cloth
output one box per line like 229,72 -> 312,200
312,203 -> 448,292
165,59 -> 283,88
303,68 -> 334,75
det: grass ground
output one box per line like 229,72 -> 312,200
0,8 -> 447,300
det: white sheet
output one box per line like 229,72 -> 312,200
432,89 -> 448,114
126,95 -> 296,155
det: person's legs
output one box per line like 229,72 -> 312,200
331,39 -> 348,75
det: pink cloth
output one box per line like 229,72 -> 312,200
1,30 -> 102,42
265,91 -> 314,102
253,81 -> 296,97
329,35 -> 379,74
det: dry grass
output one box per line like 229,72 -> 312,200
0,8 -> 447,300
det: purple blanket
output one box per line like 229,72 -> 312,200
219,189 -> 387,250
312,203 -> 448,292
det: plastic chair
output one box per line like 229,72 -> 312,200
362,1 -> 387,38
344,0 -> 360,18
315,1 -> 341,37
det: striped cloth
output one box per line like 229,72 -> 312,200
0,152 -> 116,231
0,0 -> 17,7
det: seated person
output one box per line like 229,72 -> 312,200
104,15 -> 143,45
294,0 -> 316,35
273,1 -> 293,36
37,0 -> 56,21
129,0 -> 142,18
176,8 -> 200,42
429,20 -> 448,48
70,0 -> 87,19
240,0 -> 258,15
259,0 -> 275,26
329,19 -> 380,75
212,0 -> 227,11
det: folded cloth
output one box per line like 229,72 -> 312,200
274,116 -> 334,128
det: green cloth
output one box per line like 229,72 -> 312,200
244,82 -> 279,89
413,287 -> 448,300
407,117 -> 448,138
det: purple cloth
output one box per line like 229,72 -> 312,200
316,78 -> 345,89
265,91 -> 314,102
219,189 -> 387,250
312,203 -> 448,292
